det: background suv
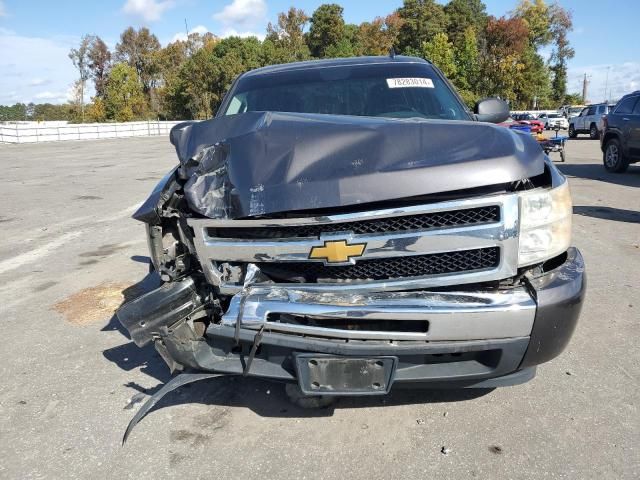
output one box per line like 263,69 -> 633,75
601,91 -> 640,172
538,112 -> 568,130
569,103 -> 616,139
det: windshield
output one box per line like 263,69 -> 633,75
222,62 -> 470,120
569,107 -> 583,115
548,113 -> 561,118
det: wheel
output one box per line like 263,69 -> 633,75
603,138 -> 629,173
568,125 -> 576,138
589,123 -> 599,139
285,383 -> 336,409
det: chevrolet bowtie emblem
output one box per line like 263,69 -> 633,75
309,239 -> 367,264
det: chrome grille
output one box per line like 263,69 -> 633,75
257,247 -> 499,282
209,206 -> 500,239
187,194 -> 520,293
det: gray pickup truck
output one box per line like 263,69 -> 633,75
117,56 -> 585,436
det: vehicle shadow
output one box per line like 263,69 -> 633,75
558,163 -> 640,188
574,205 -> 640,224
131,374 -> 496,421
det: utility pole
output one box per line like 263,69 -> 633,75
604,66 -> 610,102
582,73 -> 589,104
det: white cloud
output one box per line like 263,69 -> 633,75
568,62 -> 640,103
219,28 -> 265,40
213,0 -> 267,28
29,78 -> 52,87
122,0 -> 174,22
0,29 -> 90,105
171,25 -> 209,43
0,1 -> 6,17
34,91 -> 67,101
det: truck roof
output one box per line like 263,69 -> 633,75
241,55 -> 430,78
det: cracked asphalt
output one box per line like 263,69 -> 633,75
0,135 -> 638,479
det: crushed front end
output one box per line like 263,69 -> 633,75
117,113 -> 585,396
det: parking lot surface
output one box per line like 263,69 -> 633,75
0,136 -> 638,479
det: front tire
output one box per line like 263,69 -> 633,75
569,125 -> 577,138
603,138 -> 629,173
589,123 -> 599,139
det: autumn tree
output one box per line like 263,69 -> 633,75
307,4 -> 346,58
514,0 -> 552,48
266,7 -> 311,62
88,36 -> 111,98
115,27 -> 161,93
68,35 -> 93,122
396,0 -> 448,54
479,16 -> 530,102
357,13 -> 404,56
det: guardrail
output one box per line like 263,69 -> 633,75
0,120 -> 185,144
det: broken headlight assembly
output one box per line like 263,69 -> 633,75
517,179 -> 572,267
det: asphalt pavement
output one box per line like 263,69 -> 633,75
0,135 -> 638,479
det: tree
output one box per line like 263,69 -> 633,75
68,34 -> 93,122
514,0 -> 552,48
396,0 -> 448,53
422,32 -> 457,79
88,36 -> 111,98
307,4 -> 346,58
358,13 -> 404,56
454,26 -> 481,106
444,0 -> 488,47
266,7 -> 311,62
115,27 -> 161,93
86,98 -> 107,122
479,16 -> 530,102
103,63 -> 147,121
548,4 -> 574,104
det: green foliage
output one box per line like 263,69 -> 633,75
422,33 -> 457,79
444,0 -> 488,46
103,63 -> 147,122
307,4 -> 347,58
397,0 -> 448,53
266,7 -> 312,62
115,27 -> 161,93
563,92 -> 583,105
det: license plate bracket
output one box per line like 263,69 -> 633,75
294,354 -> 397,396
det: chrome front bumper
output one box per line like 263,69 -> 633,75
221,286 -> 536,341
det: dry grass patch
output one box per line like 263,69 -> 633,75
53,282 -> 134,325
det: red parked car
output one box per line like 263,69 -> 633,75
513,113 -> 544,133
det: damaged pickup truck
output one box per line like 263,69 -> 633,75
117,56 -> 585,435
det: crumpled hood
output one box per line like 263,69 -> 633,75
170,111 -> 545,219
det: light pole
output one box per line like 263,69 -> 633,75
604,66 -> 610,102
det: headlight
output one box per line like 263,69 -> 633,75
518,180 -> 572,266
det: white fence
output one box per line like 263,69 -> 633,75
0,120 -> 184,144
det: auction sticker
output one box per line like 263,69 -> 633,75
386,78 -> 434,88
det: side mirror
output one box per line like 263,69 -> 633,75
474,97 -> 510,123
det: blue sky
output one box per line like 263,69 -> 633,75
0,0 -> 638,106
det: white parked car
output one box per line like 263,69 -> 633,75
537,112 -> 569,130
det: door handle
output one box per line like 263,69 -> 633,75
623,118 -> 630,121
